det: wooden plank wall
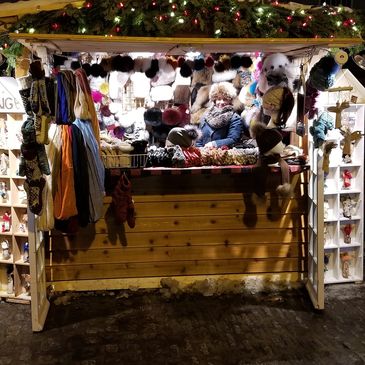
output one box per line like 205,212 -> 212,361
47,171 -> 308,291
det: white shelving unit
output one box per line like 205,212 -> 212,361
314,70 -> 364,286
0,109 -> 30,302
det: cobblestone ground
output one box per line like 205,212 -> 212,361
0,283 -> 365,365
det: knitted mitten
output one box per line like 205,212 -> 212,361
19,88 -> 33,116
112,174 -> 133,224
24,177 -> 46,215
126,200 -> 136,228
37,144 -> 51,175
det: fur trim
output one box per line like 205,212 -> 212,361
209,81 -> 237,101
191,85 -> 211,113
212,69 -> 237,83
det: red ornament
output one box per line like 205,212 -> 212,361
151,1 -> 157,6
115,26 -> 121,33
214,6 -> 220,11
286,15 -> 292,22
171,4 -> 177,10
51,23 -> 60,30
117,2 -> 124,8
183,10 -> 189,16
193,18 -> 199,26
272,0 -> 279,5
84,1 -> 93,8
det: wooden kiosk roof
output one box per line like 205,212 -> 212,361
9,33 -> 364,56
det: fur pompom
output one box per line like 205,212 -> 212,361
249,121 -> 266,139
184,124 -> 202,141
276,183 -> 292,197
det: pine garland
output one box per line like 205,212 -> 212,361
6,0 -> 363,39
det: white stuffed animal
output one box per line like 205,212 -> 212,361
258,53 -> 295,95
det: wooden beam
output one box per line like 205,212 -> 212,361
0,0 -> 82,18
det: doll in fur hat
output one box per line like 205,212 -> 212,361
195,82 -> 242,148
250,122 -> 291,197
262,86 -> 294,130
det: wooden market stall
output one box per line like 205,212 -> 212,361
6,32 -> 363,330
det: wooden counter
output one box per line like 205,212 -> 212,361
47,165 -> 309,291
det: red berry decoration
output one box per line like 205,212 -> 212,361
84,2 -> 93,8
51,23 -> 60,31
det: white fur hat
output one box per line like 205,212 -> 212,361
173,68 -> 191,87
212,69 -> 237,83
151,58 -> 176,87
209,81 -> 237,101
109,71 -> 130,99
150,85 -> 174,102
130,72 -> 151,98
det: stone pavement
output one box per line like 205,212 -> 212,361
0,282 -> 365,365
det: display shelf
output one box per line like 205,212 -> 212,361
0,112 -> 30,302
315,97 -> 364,285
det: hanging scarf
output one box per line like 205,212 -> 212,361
204,105 -> 235,129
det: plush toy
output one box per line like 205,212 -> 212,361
340,251 -> 352,278
262,86 -> 295,129
342,169 -> 352,189
340,127 -> 362,163
340,195 -> 357,218
342,224 -> 354,244
309,112 -> 334,148
1,239 -> 10,260
324,200 -> 330,220
250,122 -> 291,197
322,141 -> 337,176
257,53 -> 295,95
21,273 -> 31,294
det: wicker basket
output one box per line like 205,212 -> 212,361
101,153 -> 147,168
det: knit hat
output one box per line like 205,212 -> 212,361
166,125 -> 202,148
209,81 -> 237,102
262,86 -> 285,114
250,122 -> 282,155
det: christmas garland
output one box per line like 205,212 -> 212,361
7,0 -> 364,39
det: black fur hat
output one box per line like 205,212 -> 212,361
111,55 -> 135,72
145,59 -> 159,79
144,107 -> 162,126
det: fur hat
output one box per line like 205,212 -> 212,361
109,71 -> 130,99
151,58 -> 176,86
150,85 -> 174,102
209,82 -> 237,102
250,122 -> 282,155
144,107 -> 162,126
174,85 -> 191,105
145,59 -> 159,79
191,67 -> 213,86
212,69 -> 237,83
162,104 -> 190,126
166,125 -> 202,148
111,55 -> 135,72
